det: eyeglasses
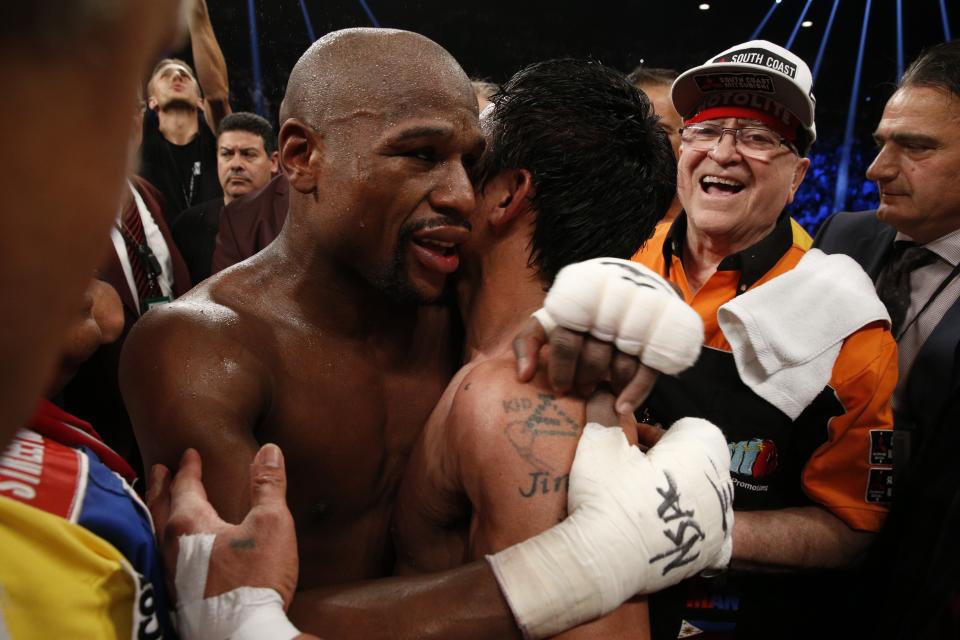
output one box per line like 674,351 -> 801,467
679,124 -> 798,158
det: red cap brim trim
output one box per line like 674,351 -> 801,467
686,106 -> 797,141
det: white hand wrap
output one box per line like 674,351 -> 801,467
533,257 -> 703,374
174,533 -> 300,640
488,418 -> 734,639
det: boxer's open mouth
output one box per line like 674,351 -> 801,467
413,237 -> 456,256
410,226 -> 469,274
701,175 -> 744,195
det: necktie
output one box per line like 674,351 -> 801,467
119,198 -> 160,311
874,241 -> 938,335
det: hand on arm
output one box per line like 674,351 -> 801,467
457,366 -> 649,639
187,0 -> 231,132
148,444 -> 318,639
513,257 -> 703,415
489,390 -> 735,638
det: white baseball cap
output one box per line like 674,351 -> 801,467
672,40 -> 817,151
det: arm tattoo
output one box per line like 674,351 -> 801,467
502,393 -> 579,496
519,471 -> 570,498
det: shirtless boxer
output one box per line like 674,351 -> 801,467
123,27 -> 480,590
125,28 -> 731,639
391,59 -> 677,638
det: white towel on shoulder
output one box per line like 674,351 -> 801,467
717,248 -> 890,420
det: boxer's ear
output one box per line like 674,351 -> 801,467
278,119 -> 321,194
489,168 -> 533,228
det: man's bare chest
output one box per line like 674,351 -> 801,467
256,336 -> 453,518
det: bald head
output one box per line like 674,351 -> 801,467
280,28 -> 474,128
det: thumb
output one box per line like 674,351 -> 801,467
146,464 -> 171,546
248,443 -> 287,508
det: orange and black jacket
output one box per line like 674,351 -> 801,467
633,212 -> 897,637
633,212 -> 896,531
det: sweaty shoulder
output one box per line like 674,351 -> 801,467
447,357 -> 582,444
119,266 -> 277,481
124,271 -> 267,369
447,357 -> 585,519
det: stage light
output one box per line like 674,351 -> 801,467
896,0 -> 904,79
699,3 -> 710,10
833,0 -> 873,214
802,20 -> 813,27
787,0 -> 814,48
751,1 -> 782,39
941,0 -> 953,40
812,0 -> 841,81
246,0 -> 265,117
358,0 -> 381,27
299,0 -> 317,42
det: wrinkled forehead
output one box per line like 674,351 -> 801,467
884,85 -> 960,124
319,81 -> 478,153
336,56 -> 476,121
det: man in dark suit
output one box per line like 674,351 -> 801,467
210,171 -> 289,274
814,40 -> 960,639
172,112 -> 279,283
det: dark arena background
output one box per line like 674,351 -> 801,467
192,0 -> 955,235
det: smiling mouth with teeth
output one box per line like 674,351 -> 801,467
413,237 -> 456,256
701,175 -> 745,194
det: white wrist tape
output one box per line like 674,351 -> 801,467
534,258 -> 703,374
488,418 -> 733,639
175,533 -> 300,640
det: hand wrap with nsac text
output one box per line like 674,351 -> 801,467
487,417 -> 734,639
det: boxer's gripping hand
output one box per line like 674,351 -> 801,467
487,416 -> 733,639
538,258 -> 703,372
515,258 -> 703,414
147,445 -> 301,640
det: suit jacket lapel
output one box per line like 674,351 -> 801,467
906,294 -> 960,428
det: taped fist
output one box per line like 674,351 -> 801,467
536,258 -> 703,373
515,258 -> 703,414
487,413 -> 733,639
